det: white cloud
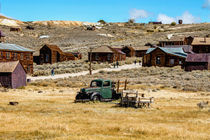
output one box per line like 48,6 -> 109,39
157,14 -> 176,24
203,0 -> 210,9
157,11 -> 200,24
129,9 -> 150,20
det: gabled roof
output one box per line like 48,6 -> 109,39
112,48 -> 126,55
186,54 -> 210,62
43,44 -> 63,54
92,46 -> 114,53
134,46 -> 150,51
191,37 -> 210,45
146,47 -> 187,58
0,61 -> 20,73
122,46 -> 135,51
0,43 -> 34,52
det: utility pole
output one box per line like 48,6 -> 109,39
89,47 -> 93,75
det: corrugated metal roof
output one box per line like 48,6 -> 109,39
0,43 -> 34,52
146,47 -> 187,58
0,61 -> 19,73
186,54 -> 210,62
164,45 -> 193,53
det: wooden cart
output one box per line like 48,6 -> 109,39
120,90 -> 154,108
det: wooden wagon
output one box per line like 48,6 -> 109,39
120,90 -> 154,108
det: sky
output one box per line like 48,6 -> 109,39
0,0 -> 210,23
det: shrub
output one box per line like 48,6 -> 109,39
171,22 -> 176,26
98,20 -> 106,25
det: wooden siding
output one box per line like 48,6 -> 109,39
0,50 -> 33,74
12,62 -> 26,88
185,62 -> 209,71
135,50 -> 147,57
121,47 -> 135,57
192,45 -> 210,53
143,49 -> 185,67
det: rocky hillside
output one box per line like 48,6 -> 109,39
0,15 -> 210,57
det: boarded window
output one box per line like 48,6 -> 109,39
26,54 -> 30,60
6,52 -> 10,59
156,56 -> 161,65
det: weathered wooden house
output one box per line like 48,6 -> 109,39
0,43 -> 34,74
143,47 -> 187,67
89,46 -> 126,63
35,44 -> 81,65
191,37 -> 210,53
134,46 -> 150,57
159,36 -> 194,47
121,46 -> 136,57
0,61 -> 26,89
184,54 -> 210,71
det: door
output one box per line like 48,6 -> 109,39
101,81 -> 112,99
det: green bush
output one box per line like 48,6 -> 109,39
171,22 -> 176,26
98,20 -> 106,24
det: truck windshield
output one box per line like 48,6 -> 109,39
90,81 -> 102,87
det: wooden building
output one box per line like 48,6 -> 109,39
35,44 -> 82,65
134,46 -> 150,57
191,37 -> 210,53
89,46 -> 126,63
0,61 -> 26,89
0,43 -> 34,74
159,36 -> 194,47
184,54 -> 210,71
164,45 -> 193,54
10,27 -> 22,32
121,46 -> 136,57
143,47 -> 187,67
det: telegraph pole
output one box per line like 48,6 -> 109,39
89,47 -> 93,75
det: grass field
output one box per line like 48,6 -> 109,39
0,85 -> 209,140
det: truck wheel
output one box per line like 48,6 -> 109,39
92,95 -> 100,102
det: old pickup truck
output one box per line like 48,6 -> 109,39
75,79 -> 127,102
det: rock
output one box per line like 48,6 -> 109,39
9,102 -> 19,106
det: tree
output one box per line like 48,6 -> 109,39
98,20 -> 106,25
171,22 -> 176,26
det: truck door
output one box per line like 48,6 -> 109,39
101,81 -> 112,99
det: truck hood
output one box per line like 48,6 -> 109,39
80,87 -> 100,93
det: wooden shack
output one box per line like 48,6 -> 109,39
121,46 -> 136,57
191,37 -> 210,53
10,27 -> 22,32
72,52 -> 82,60
0,43 -> 34,74
37,44 -> 81,65
0,61 -> 26,89
143,47 -> 187,67
89,46 -> 126,63
134,46 -> 150,57
184,54 -> 210,71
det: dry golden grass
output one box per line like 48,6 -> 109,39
0,85 -> 209,140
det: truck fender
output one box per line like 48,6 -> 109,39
90,92 -> 101,100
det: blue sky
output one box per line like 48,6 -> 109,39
1,0 -> 210,23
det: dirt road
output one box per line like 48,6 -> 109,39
28,64 -> 141,81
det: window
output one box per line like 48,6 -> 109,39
170,59 -> 175,65
179,59 -> 182,65
103,81 -> 110,87
20,53 -> 24,60
156,56 -> 161,65
26,54 -> 30,60
13,53 -> 17,60
45,54 -> 49,62
91,81 -> 102,87
6,52 -> 10,59
107,54 -> 111,61
95,54 -> 99,60
0,52 -> 3,59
